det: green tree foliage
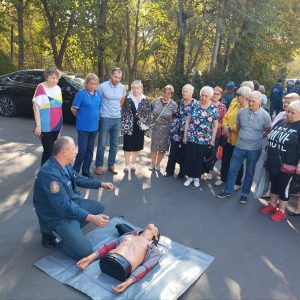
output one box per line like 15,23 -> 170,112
0,0 -> 299,93
0,49 -> 16,75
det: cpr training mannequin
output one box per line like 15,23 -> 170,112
77,224 -> 162,293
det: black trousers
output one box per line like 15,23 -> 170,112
41,131 -> 59,166
166,140 -> 186,176
184,142 -> 209,178
220,142 -> 244,185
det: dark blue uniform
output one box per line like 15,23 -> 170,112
33,157 -> 105,259
269,83 -> 283,117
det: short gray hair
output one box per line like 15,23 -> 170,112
52,136 -> 73,156
249,91 -> 262,103
110,67 -> 122,75
182,84 -> 194,94
288,100 -> 300,112
259,85 -> 265,94
44,67 -> 61,80
240,81 -> 254,91
131,80 -> 143,90
84,73 -> 99,88
200,85 -> 214,97
236,86 -> 252,98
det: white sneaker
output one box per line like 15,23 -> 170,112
214,180 -> 224,186
234,185 -> 241,191
193,178 -> 200,187
155,164 -> 160,171
184,177 -> 194,186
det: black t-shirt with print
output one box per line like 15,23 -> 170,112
266,119 -> 300,175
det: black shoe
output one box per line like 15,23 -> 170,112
164,173 -> 173,177
239,194 -> 248,204
42,233 -> 56,248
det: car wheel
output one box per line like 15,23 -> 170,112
0,95 -> 17,117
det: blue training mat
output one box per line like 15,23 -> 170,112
34,218 -> 214,300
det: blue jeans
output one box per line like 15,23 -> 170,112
224,146 -> 261,195
73,131 -> 97,176
96,117 -> 121,167
51,198 -> 105,259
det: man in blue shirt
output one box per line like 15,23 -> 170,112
33,136 -> 114,259
95,68 -> 126,175
269,78 -> 284,118
222,81 -> 236,109
71,73 -> 102,178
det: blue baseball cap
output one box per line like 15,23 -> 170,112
226,81 -> 236,89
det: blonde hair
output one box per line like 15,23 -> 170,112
284,93 -> 300,101
84,73 -> 99,88
163,84 -> 174,94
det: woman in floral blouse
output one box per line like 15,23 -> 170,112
183,86 -> 219,187
202,86 -> 227,180
165,84 -> 197,177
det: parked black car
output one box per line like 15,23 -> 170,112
0,69 -> 84,123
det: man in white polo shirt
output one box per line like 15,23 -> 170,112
95,68 -> 126,175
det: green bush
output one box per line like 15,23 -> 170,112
0,50 -> 16,75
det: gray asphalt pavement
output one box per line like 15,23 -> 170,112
1,116 -> 300,300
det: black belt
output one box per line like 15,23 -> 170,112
100,253 -> 132,281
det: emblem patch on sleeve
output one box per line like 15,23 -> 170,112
50,181 -> 60,193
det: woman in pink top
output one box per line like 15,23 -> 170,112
32,67 -> 63,165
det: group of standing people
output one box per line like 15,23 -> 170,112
32,67 -> 300,258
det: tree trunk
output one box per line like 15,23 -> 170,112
10,25 -> 14,61
125,0 -> 132,86
210,22 -> 221,71
175,0 -> 186,80
14,0 -> 24,69
131,0 -> 140,81
96,0 -> 108,82
41,0 -> 76,69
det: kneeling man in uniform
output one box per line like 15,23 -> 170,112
77,224 -> 162,293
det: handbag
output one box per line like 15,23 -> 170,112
146,99 -> 171,137
254,166 -> 270,198
218,134 -> 227,147
280,163 -> 297,174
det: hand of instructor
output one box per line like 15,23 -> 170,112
86,214 -> 110,227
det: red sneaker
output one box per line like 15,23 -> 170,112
261,203 -> 277,214
271,210 -> 286,222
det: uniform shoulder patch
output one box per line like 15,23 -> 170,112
50,181 -> 60,193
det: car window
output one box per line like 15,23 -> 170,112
28,72 -> 44,85
63,74 -> 84,90
9,72 -> 35,84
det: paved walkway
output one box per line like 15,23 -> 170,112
0,116 -> 300,300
